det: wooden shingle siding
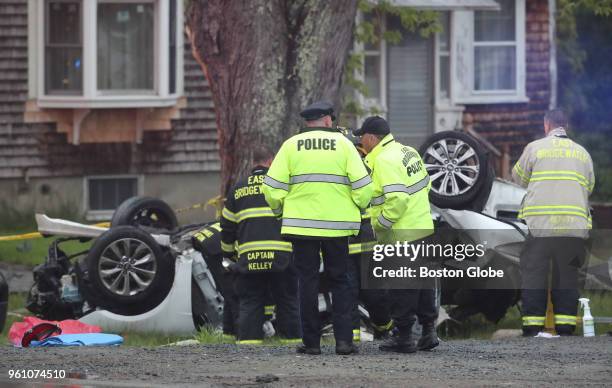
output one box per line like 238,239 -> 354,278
465,0 -> 551,165
0,0 -> 220,180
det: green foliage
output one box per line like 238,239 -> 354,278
342,0 -> 441,123
0,236 -> 91,267
557,0 -> 612,201
0,198 -> 82,234
573,132 -> 612,201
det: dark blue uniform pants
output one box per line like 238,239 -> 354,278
236,266 -> 301,341
292,237 -> 354,347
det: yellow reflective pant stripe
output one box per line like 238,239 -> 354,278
349,241 -> 376,255
264,305 -> 275,315
522,316 -> 546,326
221,241 -> 235,253
279,338 -> 302,345
237,339 -> 264,345
348,243 -> 360,255
554,314 -> 577,325
353,329 -> 361,341
373,320 -> 393,332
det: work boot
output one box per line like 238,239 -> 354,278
379,329 -> 416,354
417,322 -> 440,351
296,344 -> 321,355
335,341 -> 359,355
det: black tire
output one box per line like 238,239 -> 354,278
111,196 -> 178,231
0,272 -> 8,333
84,226 -> 175,315
420,131 -> 493,209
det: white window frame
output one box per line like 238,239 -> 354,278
354,11 -> 388,115
83,174 -> 144,221
434,11 -> 452,107
452,0 -> 528,104
30,0 -> 183,109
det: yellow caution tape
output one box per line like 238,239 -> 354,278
0,232 -> 43,242
175,195 -> 225,219
0,193 -> 222,242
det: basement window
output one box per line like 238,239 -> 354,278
85,176 -> 143,221
35,0 -> 183,108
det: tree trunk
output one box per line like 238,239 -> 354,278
186,0 -> 358,194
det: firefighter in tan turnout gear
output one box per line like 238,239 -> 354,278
512,109 -> 595,336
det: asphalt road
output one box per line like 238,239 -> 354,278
1,337 -> 611,387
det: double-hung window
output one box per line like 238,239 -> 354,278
453,0 -> 527,103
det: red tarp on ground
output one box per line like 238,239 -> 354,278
8,316 -> 101,347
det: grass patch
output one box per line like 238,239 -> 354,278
0,237 -> 92,267
4,291 -> 610,347
440,290 -> 612,339
1,293 -> 29,345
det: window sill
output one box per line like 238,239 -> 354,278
37,95 -> 183,109
85,210 -> 114,222
455,94 -> 530,105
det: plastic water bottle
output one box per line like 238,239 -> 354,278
578,298 -> 595,337
60,275 -> 81,303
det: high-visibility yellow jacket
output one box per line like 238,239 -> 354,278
511,127 -> 594,238
365,134 -> 433,242
262,127 -> 373,238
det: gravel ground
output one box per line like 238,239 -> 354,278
0,337 -> 610,387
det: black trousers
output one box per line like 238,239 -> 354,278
521,236 -> 585,329
292,237 -> 354,346
387,288 -> 438,331
349,253 -> 391,332
222,271 -> 240,336
236,266 -> 300,341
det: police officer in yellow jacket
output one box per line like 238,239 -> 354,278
511,109 -> 594,336
355,116 -> 438,353
262,101 -> 373,355
221,147 -> 301,344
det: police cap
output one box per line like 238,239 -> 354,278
300,100 -> 336,121
353,115 -> 390,136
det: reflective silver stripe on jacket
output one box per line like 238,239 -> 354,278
283,218 -> 361,230
290,174 -> 350,185
351,175 -> 372,190
382,175 -> 430,196
263,176 -> 290,191
371,195 -> 385,206
377,214 -> 393,229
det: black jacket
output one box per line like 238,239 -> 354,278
220,167 -> 292,273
